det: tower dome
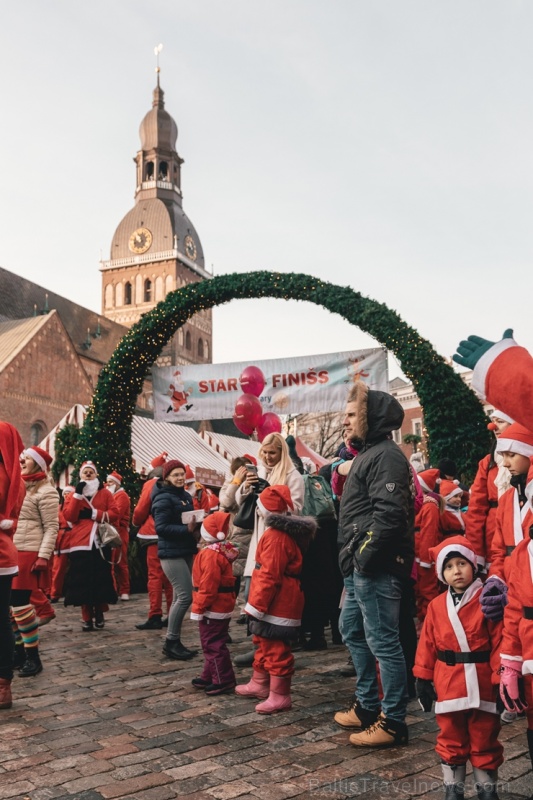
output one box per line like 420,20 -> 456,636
139,83 -> 178,151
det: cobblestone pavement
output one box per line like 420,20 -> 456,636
1,596 -> 530,800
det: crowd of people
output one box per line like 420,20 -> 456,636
1,330 -> 533,800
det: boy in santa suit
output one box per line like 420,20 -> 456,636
184,466 -> 212,516
439,481 -> 467,539
190,511 -> 238,696
453,329 -> 533,431
465,412 -> 513,574
236,485 -> 316,715
132,454 -> 173,630
106,471 -> 131,601
414,537 -> 503,800
486,423 -> 533,589
499,528 -> 533,784
415,468 -> 443,621
50,485 -> 74,602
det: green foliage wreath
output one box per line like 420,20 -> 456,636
76,271 -> 489,492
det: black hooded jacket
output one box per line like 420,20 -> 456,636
338,383 -> 414,581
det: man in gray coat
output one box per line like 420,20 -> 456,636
334,381 -> 414,747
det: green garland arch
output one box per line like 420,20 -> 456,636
76,271 -> 490,491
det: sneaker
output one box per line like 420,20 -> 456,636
334,699 -> 379,729
500,710 -> 517,724
120,594 -> 130,601
135,615 -> 163,630
192,677 -> 211,690
94,611 -> 105,629
349,713 -> 408,747
205,681 -> 236,696
82,620 -> 94,632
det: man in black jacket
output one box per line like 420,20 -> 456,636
334,381 -> 414,747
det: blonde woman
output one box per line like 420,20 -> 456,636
234,434 -> 304,666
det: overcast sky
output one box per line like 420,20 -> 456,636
1,1 -> 532,378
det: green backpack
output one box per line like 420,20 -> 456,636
301,474 -> 337,520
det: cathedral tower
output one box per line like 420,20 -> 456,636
100,74 -> 212,367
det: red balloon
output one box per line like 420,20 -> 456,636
234,393 -> 263,429
232,413 -> 255,436
257,412 -> 282,442
239,365 -> 266,398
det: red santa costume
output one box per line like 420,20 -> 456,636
0,422 -> 25,708
414,469 -> 443,621
236,485 -> 316,715
106,472 -> 131,601
190,511 -> 238,695
63,461 -> 119,629
132,460 -> 173,627
439,480 -> 466,539
184,465 -> 211,516
488,424 -> 533,584
499,536 -> 533,770
50,485 -> 74,601
471,337 -> 533,431
414,537 -> 503,788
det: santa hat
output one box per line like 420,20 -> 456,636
184,465 -> 195,484
151,452 -> 168,468
257,485 -> 294,517
162,459 -> 186,480
200,511 -> 231,542
25,446 -> 52,472
429,536 -> 477,582
80,460 -> 98,475
440,479 -> 462,502
496,422 -> 533,457
63,485 -> 75,495
490,409 -> 514,425
417,468 -> 440,493
107,471 -> 122,485
243,453 -> 257,466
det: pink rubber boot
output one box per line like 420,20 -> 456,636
235,670 -> 270,699
255,675 -> 292,714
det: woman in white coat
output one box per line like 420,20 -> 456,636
234,433 -> 304,665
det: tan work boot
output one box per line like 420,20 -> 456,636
349,713 -> 408,747
334,699 -> 380,729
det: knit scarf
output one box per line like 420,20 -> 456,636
204,540 -> 240,564
22,471 -> 47,483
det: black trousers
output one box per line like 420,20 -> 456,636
0,575 -> 14,680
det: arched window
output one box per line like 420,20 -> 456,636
124,282 -> 132,305
205,339 -> 210,360
116,283 -> 123,306
165,274 -> 174,296
104,284 -> 114,309
30,421 -> 45,446
158,161 -> 168,180
144,279 -> 152,303
178,329 -> 184,346
145,161 -> 154,180
185,331 -> 192,350
155,276 -> 164,301
198,338 -> 204,358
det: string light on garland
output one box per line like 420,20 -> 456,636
74,271 -> 490,496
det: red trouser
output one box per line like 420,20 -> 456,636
81,603 -> 108,621
415,566 -> 440,622
30,589 -> 55,620
146,544 -> 172,618
436,708 -> 503,769
51,553 -> 69,599
112,533 -> 130,595
252,634 -> 294,677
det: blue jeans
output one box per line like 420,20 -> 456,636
339,571 -> 408,724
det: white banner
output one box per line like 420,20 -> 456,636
152,348 -> 388,423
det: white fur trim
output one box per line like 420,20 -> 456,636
472,338 -> 517,400
244,602 -> 300,626
436,543 -> 477,581
190,612 -> 203,621
0,520 -> 13,530
496,438 -> 533,457
435,697 -> 497,715
0,566 -> 18,575
203,610 -> 233,619
522,659 -> 533,675
200,523 -> 217,543
491,410 -> 514,424
500,653 -> 523,663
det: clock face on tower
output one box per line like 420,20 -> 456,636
184,235 -> 197,261
129,227 -> 153,254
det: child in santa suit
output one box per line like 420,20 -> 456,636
50,485 -> 74,602
415,468 -> 443,621
190,511 -> 238,695
414,537 -> 503,800
184,466 -> 212,516
465,412 -> 513,574
106,471 -> 131,601
235,485 -> 316,714
439,481 -> 466,540
499,530 -> 533,783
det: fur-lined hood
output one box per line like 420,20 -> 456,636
347,381 -> 404,443
264,512 -> 317,554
